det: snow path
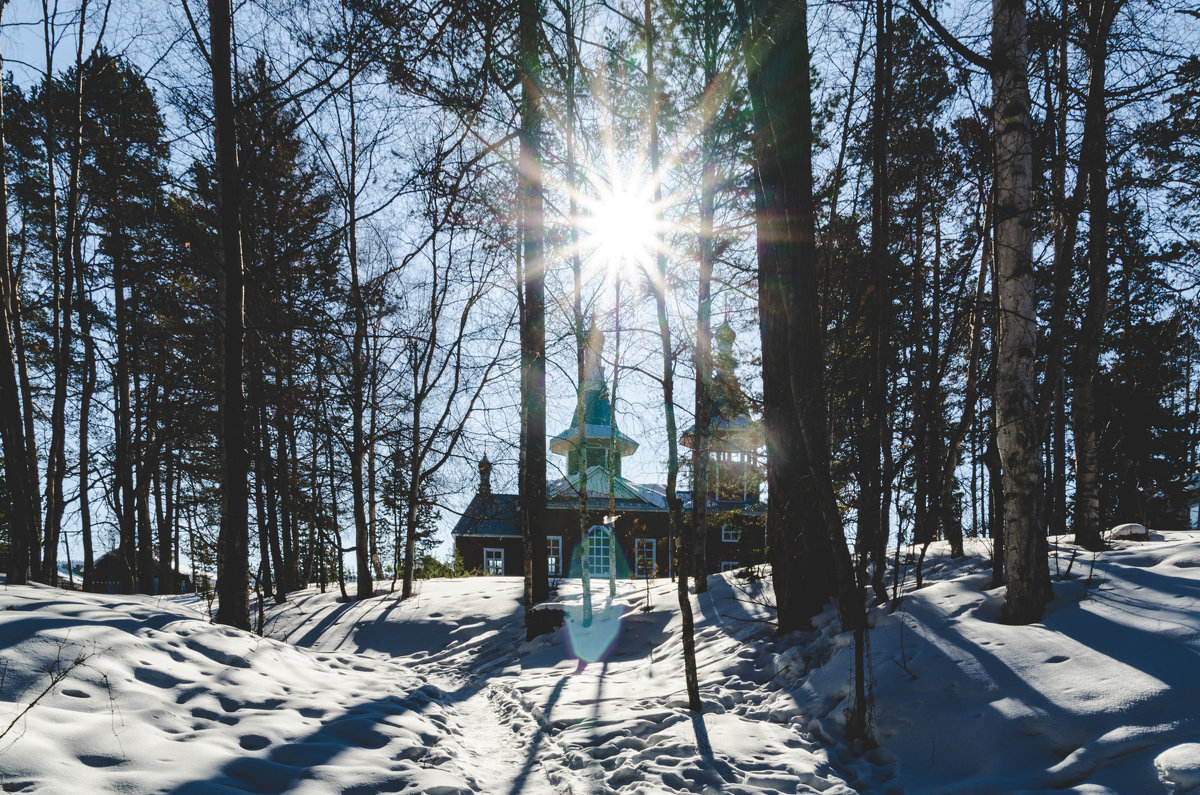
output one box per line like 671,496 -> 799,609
449,684 -> 558,793
261,576 -> 864,794
263,582 -> 565,791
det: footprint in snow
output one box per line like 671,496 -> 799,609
239,734 -> 270,751
134,667 -> 186,689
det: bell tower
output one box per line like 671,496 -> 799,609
549,320 -> 639,476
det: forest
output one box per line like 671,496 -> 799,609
1,0 -> 1199,749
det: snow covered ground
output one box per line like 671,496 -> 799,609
2,531 -> 1200,793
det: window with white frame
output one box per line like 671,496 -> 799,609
720,561 -> 739,573
721,524 -> 741,543
483,548 -> 504,576
634,538 -> 657,578
547,536 -> 562,576
586,526 -> 611,576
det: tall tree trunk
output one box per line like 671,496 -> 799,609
251,429 -> 272,601
367,331 -> 383,582
77,231 -> 95,590
986,276 -> 1005,588
912,218 -> 931,549
210,0 -> 250,630
344,38 -> 373,601
740,0 -> 829,625
320,372 -> 348,600
562,0 -> 593,623
347,229 -> 372,600
113,249 -> 136,592
135,371 -> 159,593
402,436 -> 421,599
1051,372 -> 1066,533
0,1 -> 36,584
136,457 -> 156,591
646,0 -> 701,709
692,35 -> 716,589
310,422 -> 327,594
278,406 -> 298,590
251,382 -> 277,600
518,0 -> 549,636
858,0 -> 892,600
14,252 -> 40,550
738,0 -> 867,737
160,451 -> 177,594
276,400 -> 296,593
39,0 -> 79,585
261,400 -> 285,598
992,0 -> 1050,622
737,0 -> 860,630
401,398 -> 422,600
691,0 -> 720,591
1037,0 -> 1086,539
1071,0 -> 1118,552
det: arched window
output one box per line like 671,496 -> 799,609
585,525 -> 612,577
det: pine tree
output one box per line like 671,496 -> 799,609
209,0 -> 251,630
74,52 -> 171,592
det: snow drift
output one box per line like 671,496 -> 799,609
2,531 -> 1199,793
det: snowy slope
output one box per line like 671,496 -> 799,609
0,587 -> 476,793
3,531 -> 1200,793
862,533 -> 1200,794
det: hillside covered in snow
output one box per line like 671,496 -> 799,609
3,531 -> 1200,793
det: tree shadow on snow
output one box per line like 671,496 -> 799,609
297,591 -> 527,664
166,684 -> 457,794
693,573 -> 777,641
689,711 -> 740,784
872,580 -> 1200,790
291,603 -> 357,648
165,668 -> 569,795
506,676 -> 568,795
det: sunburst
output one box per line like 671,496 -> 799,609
579,171 -> 661,281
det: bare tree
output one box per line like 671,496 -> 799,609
645,0 -> 701,712
991,0 -> 1051,621
399,214 -> 511,599
907,0 -> 1052,620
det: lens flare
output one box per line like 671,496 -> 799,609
563,528 -> 630,663
581,176 -> 660,279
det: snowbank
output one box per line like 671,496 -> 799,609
0,585 -> 475,793
3,530 -> 1200,793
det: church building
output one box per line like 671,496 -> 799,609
452,322 -> 764,579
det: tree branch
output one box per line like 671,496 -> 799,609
905,0 -> 992,71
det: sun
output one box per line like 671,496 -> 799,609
581,177 -> 660,278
